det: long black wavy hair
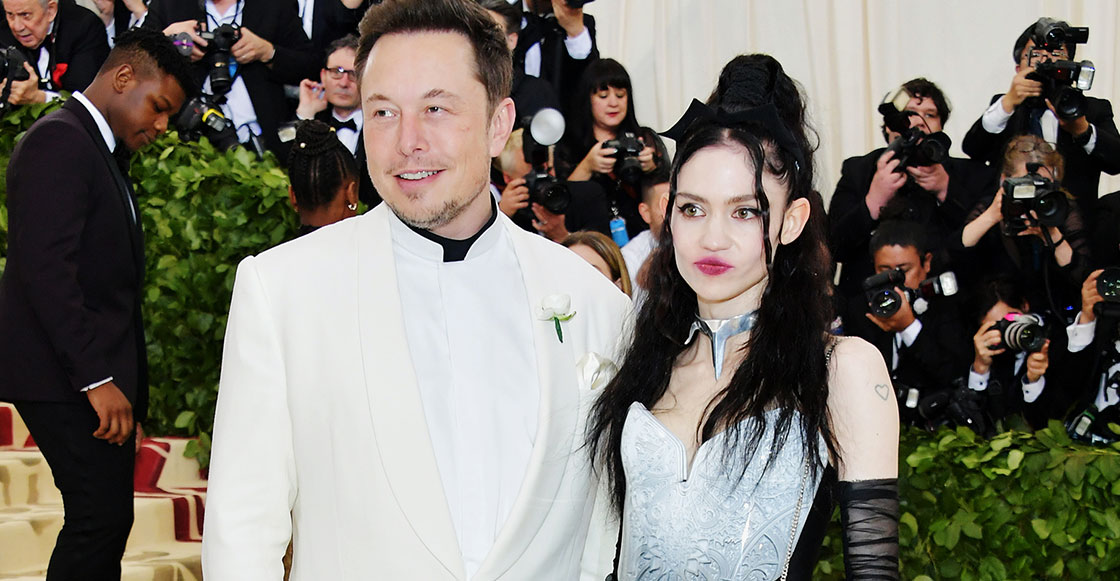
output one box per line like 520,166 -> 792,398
587,56 -> 837,516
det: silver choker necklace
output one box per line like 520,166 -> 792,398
686,311 -> 758,379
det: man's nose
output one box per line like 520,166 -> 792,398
397,113 -> 427,155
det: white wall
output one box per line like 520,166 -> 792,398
584,0 -> 1120,201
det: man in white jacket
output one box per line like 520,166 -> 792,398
200,0 -> 630,579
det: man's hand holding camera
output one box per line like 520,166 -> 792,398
906,162 -> 950,203
531,202 -> 570,243
231,27 -> 275,65
499,177 -> 531,217
162,20 -> 208,61
1002,67 -> 1044,114
551,0 -> 587,39
866,285 -> 917,333
866,150 -> 907,219
1080,269 -> 1105,324
972,320 -> 1050,382
0,61 -> 45,105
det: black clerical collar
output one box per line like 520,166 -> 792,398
407,197 -> 498,262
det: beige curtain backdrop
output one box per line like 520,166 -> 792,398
584,0 -> 1120,202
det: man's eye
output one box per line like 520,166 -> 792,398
373,109 -> 394,118
427,106 -> 444,114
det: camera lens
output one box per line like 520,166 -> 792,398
870,289 -> 902,318
1098,268 -> 1120,302
1002,317 -> 1046,352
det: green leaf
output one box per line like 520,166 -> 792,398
1032,518 -> 1052,540
173,410 -> 196,429
1007,449 -> 1024,470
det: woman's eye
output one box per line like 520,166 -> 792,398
677,203 -> 702,217
734,207 -> 760,219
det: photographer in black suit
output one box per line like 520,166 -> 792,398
0,28 -> 192,579
513,0 -> 597,115
844,221 -> 971,427
143,0 -> 317,156
962,17 -> 1120,217
828,78 -> 997,325
1,0 -> 109,105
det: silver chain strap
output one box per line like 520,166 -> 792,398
779,339 -> 836,580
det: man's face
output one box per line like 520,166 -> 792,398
111,69 -> 187,152
3,0 -> 57,50
1018,38 -> 1069,71
886,96 -> 942,142
873,244 -> 930,290
361,31 -> 513,234
321,47 -> 360,111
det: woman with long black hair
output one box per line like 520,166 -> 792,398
556,58 -> 668,241
587,55 -> 900,580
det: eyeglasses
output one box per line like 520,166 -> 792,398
324,67 -> 357,81
1010,140 -> 1055,154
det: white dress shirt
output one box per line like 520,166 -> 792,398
981,99 -> 1098,153
968,352 -> 1046,403
331,108 -> 362,155
390,210 -> 540,579
518,11 -> 593,78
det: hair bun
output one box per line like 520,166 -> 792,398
291,119 -> 344,158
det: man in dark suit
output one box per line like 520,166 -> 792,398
0,28 -> 192,579
143,0 -> 318,156
962,17 -> 1120,217
844,221 -> 972,427
0,0 -> 110,105
828,78 -> 997,325
513,0 -> 597,114
292,33 -> 378,206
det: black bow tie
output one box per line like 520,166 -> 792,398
330,117 -> 358,133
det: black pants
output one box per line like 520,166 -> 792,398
14,401 -> 135,581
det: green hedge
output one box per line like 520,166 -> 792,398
1,98 -> 296,466
4,101 -> 1120,578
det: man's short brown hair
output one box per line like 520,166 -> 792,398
355,0 -> 513,113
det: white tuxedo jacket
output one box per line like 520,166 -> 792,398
202,206 -> 631,580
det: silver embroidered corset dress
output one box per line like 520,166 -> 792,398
618,402 -> 826,580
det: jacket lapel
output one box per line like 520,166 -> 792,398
63,99 -> 145,276
475,218 -> 581,579
355,207 -> 465,579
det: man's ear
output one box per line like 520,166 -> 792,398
778,197 -> 811,245
488,97 -> 517,158
637,201 -> 652,225
46,1 -> 59,23
112,64 -> 135,93
922,252 -> 933,270
288,185 -> 299,212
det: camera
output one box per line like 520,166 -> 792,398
520,108 -> 571,216
991,313 -> 1046,353
1098,267 -> 1120,304
200,23 -> 241,96
862,269 -> 905,318
602,131 -> 644,186
863,269 -> 958,319
877,100 -> 951,171
176,94 -> 242,152
1031,17 -> 1089,53
0,46 -> 31,111
1025,19 -> 1094,120
1000,164 -> 1069,234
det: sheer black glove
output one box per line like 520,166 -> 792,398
838,478 -> 900,580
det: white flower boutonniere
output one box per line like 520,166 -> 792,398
538,294 -> 576,343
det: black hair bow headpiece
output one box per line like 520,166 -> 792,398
660,98 -> 805,169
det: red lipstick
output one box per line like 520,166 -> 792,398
694,257 -> 732,276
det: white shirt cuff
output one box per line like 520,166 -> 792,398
563,26 -> 592,60
82,377 -> 114,392
981,99 -> 1014,134
1066,314 -> 1097,353
43,90 -> 61,102
968,368 -> 989,391
1021,375 -> 1046,403
898,319 -> 923,347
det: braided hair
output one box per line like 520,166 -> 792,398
287,119 -> 360,212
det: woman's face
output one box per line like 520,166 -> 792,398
590,85 -> 628,132
671,144 -> 794,319
570,243 -> 619,285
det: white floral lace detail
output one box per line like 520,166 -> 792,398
619,402 -> 825,580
